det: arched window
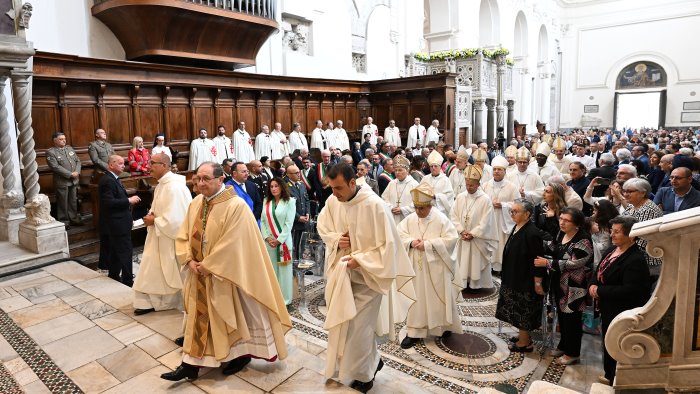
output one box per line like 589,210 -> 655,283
616,61 -> 667,90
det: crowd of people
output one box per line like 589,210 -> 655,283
49,119 -> 700,391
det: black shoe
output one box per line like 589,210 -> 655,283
160,363 -> 198,381
174,336 -> 184,346
305,270 -> 314,275
375,358 -> 383,376
222,356 -> 251,375
400,336 -> 418,349
509,342 -> 534,353
134,308 -> 155,316
350,379 -> 374,393
441,331 -> 452,339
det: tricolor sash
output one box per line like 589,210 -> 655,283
317,164 -> 326,183
446,163 -> 456,177
300,170 -> 311,190
265,199 -> 291,266
379,170 -> 395,183
379,152 -> 390,160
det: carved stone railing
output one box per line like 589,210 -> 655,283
607,207 -> 700,391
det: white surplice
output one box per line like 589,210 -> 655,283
326,128 -> 338,149
506,170 -> 545,204
426,126 -> 441,144
450,189 -> 498,289
335,128 -> 350,151
384,127 -> 401,147
133,171 -> 192,310
482,179 -> 519,271
397,210 -> 463,338
212,135 -> 234,163
479,164 -> 494,185
188,138 -> 216,171
381,176 -> 418,225
551,155 -> 573,181
232,129 -> 255,163
420,173 -> 454,215
528,161 -> 561,184
318,185 -> 415,382
254,133 -> 274,160
407,125 -> 425,148
449,168 -> 466,197
310,128 -> 326,150
362,124 -> 379,145
270,130 -> 290,160
289,131 -> 308,152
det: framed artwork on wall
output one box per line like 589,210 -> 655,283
584,105 -> 599,113
681,112 -> 700,123
683,101 -> 700,111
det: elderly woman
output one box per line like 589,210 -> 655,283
621,178 -> 663,278
495,199 -> 547,353
533,182 -> 568,239
589,215 -> 651,385
535,207 -> 593,365
261,177 -> 297,305
128,136 -> 150,175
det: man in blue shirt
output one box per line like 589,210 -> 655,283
653,167 -> 700,214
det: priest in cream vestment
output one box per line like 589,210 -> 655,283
420,150 -> 454,215
506,147 -> 545,204
162,162 -> 291,382
133,153 -> 192,313
318,163 -> 415,393
449,147 -> 470,196
451,165 -> 499,290
381,155 -> 418,224
482,156 -> 520,272
397,183 -> 463,349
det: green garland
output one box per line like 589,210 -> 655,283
413,47 -> 512,65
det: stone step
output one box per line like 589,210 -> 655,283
69,238 -> 100,258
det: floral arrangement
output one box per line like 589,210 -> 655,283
413,47 -> 511,63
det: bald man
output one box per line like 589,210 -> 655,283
284,165 -> 310,259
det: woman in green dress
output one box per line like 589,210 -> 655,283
261,177 -> 297,305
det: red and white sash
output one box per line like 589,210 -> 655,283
265,199 -> 291,265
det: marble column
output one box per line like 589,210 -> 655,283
507,100 -> 515,142
11,70 -> 39,201
485,99 -> 495,145
0,73 -> 24,244
495,54 -> 506,133
472,98 -> 485,144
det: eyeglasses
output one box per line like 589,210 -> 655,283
197,176 -> 219,183
149,161 -> 164,166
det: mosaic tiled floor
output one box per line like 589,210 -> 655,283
0,261 -> 605,393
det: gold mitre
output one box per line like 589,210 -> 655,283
505,145 -> 518,157
472,148 -> 488,162
530,141 -> 540,156
464,164 -> 483,182
552,137 -> 566,150
542,134 -> 553,146
536,142 -> 551,157
427,150 -> 444,166
456,146 -> 470,161
516,146 -> 531,161
491,155 -> 509,169
411,183 -> 434,207
394,154 -> 410,169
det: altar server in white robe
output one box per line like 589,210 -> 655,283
381,155 -> 418,225
288,122 -> 308,153
362,116 -> 379,145
133,153 -> 192,313
397,183 -> 463,349
528,142 -> 560,183
407,117 -> 426,149
420,150 -> 454,215
449,147 -> 470,196
212,125 -> 234,164
188,128 -> 217,171
451,165 -> 499,291
254,124 -> 274,160
384,120 -> 402,147
325,122 -> 338,149
335,120 -> 350,151
318,163 -> 415,393
471,148 -> 493,185
482,156 -> 520,272
426,119 -> 442,145
310,120 -> 327,150
232,121 -> 255,163
270,123 -> 290,160
506,146 -> 545,204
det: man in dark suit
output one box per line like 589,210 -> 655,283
653,167 -> 700,214
222,158 -> 233,184
248,159 -> 269,199
284,165 -> 310,258
46,131 -> 82,227
587,152 -> 617,197
352,142 -> 364,166
310,150 -> 333,212
226,162 -> 262,222
99,155 -> 141,286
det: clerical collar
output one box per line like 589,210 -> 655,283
493,179 -> 504,185
347,186 -> 361,202
199,137 -> 205,140
207,184 -> 226,201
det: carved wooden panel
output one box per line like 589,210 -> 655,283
238,106 -> 257,136
258,105 -> 273,132
167,106 -> 190,141
217,106 -> 235,133
392,104 -> 408,130
194,107 -> 214,137
32,106 -> 60,150
104,106 -> 133,145
66,106 -> 98,147
138,106 -> 164,142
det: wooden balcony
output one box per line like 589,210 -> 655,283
92,0 -> 279,69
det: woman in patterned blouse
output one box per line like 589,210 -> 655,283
535,207 -> 593,366
621,178 -> 663,278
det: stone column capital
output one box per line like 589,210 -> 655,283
485,99 -> 496,110
507,100 -> 515,110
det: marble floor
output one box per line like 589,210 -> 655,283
0,261 -> 605,393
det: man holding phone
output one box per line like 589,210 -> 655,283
587,152 -> 616,197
